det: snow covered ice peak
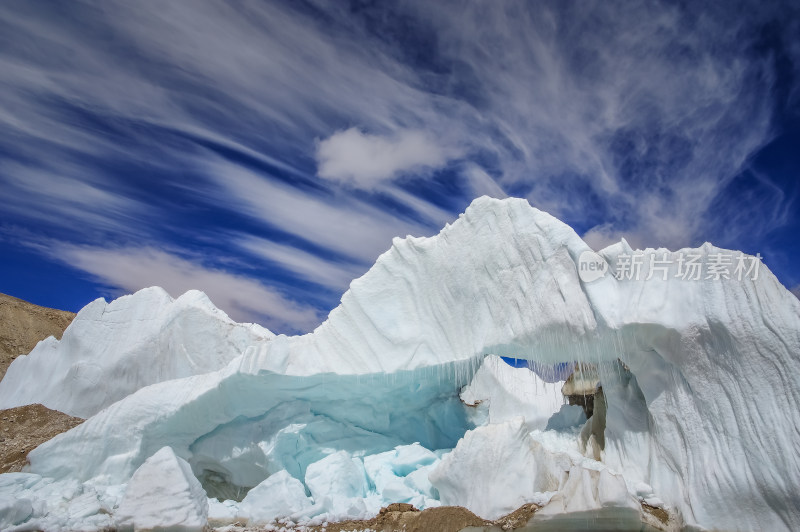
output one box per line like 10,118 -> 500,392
1,196 -> 800,531
0,286 -> 274,418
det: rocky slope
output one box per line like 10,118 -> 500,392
0,404 -> 82,474
0,293 -> 75,382
0,294 -> 81,474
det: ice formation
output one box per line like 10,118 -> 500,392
115,446 -> 208,531
429,418 -> 564,520
0,287 -> 273,418
459,354 -> 566,430
1,196 -> 799,531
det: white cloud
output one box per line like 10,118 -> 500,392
462,165 -> 508,200
316,128 -> 451,187
54,245 -> 323,333
236,235 -> 365,293
791,285 -> 800,301
582,224 -> 624,252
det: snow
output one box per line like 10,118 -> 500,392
459,354 -> 566,430
306,451 -> 367,501
207,498 -> 238,525
0,496 -> 33,529
115,446 -> 208,531
0,473 -> 115,531
429,418 -> 569,520
1,196 -> 799,531
534,466 -> 642,530
0,287 -> 273,418
237,470 -> 311,525
362,443 -> 442,509
545,404 -> 586,431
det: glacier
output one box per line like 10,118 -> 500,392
0,287 -> 273,418
1,196 -> 799,531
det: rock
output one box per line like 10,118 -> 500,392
380,502 -> 418,514
579,387 -> 607,461
0,404 -> 83,474
561,362 -> 600,418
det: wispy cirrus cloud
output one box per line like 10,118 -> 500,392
0,160 -> 149,238
0,0 -> 797,330
52,245 -> 322,333
199,156 -> 442,265
236,235 -> 364,294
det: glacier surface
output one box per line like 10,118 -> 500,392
1,196 -> 799,531
0,287 -> 272,418
115,446 -> 208,531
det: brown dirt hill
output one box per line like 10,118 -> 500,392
0,292 -> 75,382
0,293 -> 81,473
0,404 -> 83,473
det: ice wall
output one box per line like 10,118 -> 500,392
4,197 -> 800,531
29,355 -> 477,488
0,287 -> 273,418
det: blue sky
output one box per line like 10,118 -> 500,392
1,0 -> 798,333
